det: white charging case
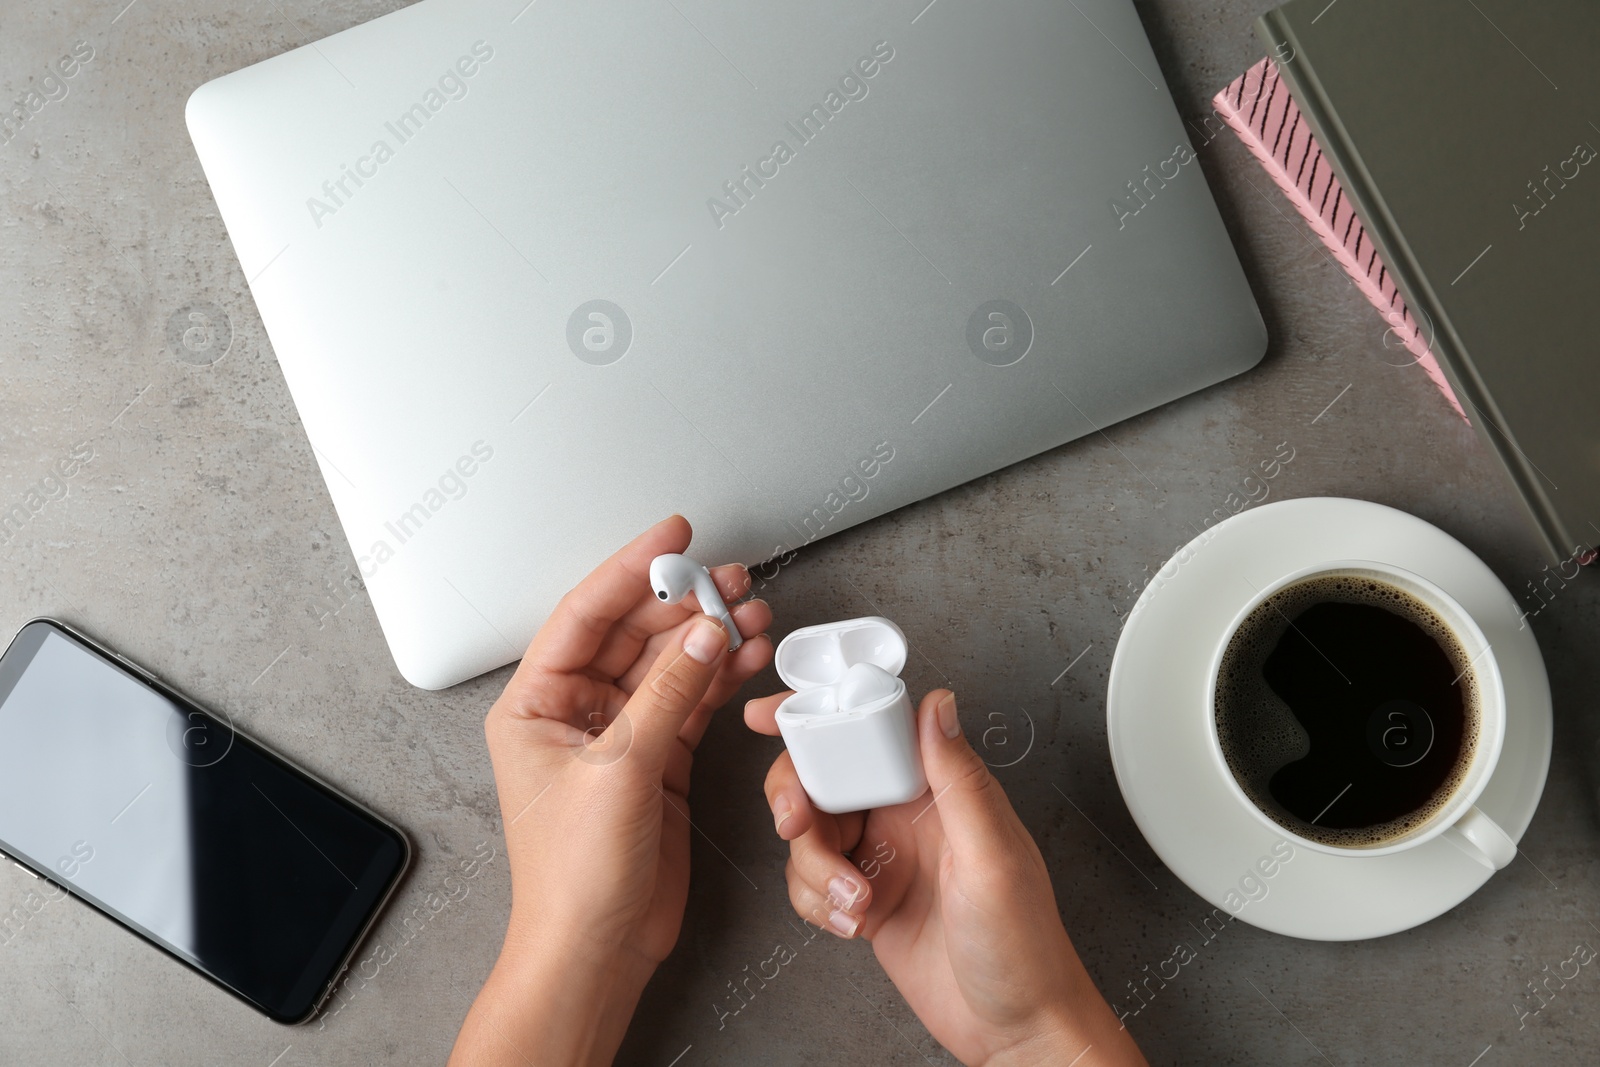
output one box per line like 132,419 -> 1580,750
773,616 -> 928,815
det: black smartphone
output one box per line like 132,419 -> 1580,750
0,619 -> 410,1023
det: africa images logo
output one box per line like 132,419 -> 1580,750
566,300 -> 633,365
0,41 -> 94,151
703,41 -> 896,230
304,41 -> 495,229
966,300 -> 1033,367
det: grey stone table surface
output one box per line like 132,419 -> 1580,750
2,1 -> 1597,1064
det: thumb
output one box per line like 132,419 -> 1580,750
917,690 -> 1023,863
620,616 -> 728,772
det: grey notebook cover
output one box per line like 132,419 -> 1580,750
1256,0 -> 1600,564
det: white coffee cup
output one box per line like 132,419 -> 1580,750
1205,559 -> 1516,870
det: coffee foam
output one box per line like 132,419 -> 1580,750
1215,572 -> 1481,848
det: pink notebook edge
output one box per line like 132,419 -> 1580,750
1211,58 -> 1468,422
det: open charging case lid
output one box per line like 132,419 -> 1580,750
771,616 -> 926,814
774,616 -> 908,698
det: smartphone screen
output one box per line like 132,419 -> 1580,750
0,620 -> 409,1023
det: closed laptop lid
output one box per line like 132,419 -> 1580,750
187,0 -> 1266,688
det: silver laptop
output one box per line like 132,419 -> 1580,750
187,0 -> 1265,688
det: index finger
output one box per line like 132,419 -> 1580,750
523,515 -> 691,674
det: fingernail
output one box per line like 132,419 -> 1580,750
828,875 -> 862,912
938,692 -> 960,739
773,796 -> 793,835
827,909 -> 860,938
684,617 -> 726,664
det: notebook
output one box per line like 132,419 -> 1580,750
1208,58 -> 1464,421
1248,0 -> 1600,564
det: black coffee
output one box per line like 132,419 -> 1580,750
1215,573 -> 1480,848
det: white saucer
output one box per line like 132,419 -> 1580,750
1106,497 -> 1551,941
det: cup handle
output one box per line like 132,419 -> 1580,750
1441,805 -> 1516,870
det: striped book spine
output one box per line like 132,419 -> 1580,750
1213,58 -> 1466,421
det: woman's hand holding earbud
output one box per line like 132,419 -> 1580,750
746,689 -> 1147,1067
449,516 -> 772,1067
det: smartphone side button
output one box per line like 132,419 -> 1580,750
12,861 -> 39,880
114,654 -> 157,685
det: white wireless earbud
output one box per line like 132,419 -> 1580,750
837,662 -> 899,710
648,553 -> 742,651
